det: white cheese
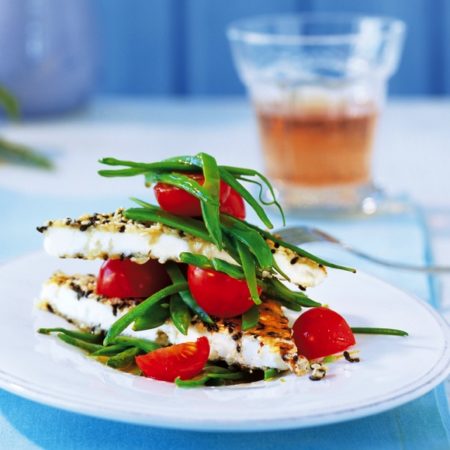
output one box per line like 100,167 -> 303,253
42,225 -> 325,288
38,281 -> 293,371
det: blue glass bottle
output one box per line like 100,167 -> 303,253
0,0 -> 97,117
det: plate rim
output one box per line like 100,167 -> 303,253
0,251 -> 449,431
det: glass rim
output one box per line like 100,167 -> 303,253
227,13 -> 406,46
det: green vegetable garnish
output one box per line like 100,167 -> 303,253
125,205 -> 212,243
38,327 -> 103,344
351,327 -> 408,336
236,240 -> 261,305
170,294 -> 191,335
175,364 -> 247,388
165,262 -> 214,325
242,305 -> 260,331
197,152 -> 223,249
91,344 -> 131,357
111,336 -> 161,353
0,87 -> 53,169
56,333 -> 103,353
98,153 -> 282,232
264,368 -> 280,380
106,347 -> 142,369
0,138 -> 53,170
103,282 -> 188,345
132,302 -> 170,331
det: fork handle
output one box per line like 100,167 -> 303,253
344,245 -> 450,273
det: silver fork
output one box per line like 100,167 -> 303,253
276,226 -> 450,273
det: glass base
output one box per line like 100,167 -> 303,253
274,182 -> 409,218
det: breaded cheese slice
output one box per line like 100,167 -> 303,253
37,209 -> 326,288
37,271 -> 309,375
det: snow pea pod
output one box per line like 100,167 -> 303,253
112,336 -> 161,353
56,333 -> 103,353
170,294 -> 191,336
242,305 -> 260,331
125,205 -> 212,243
104,282 -> 188,345
107,347 -> 142,369
165,262 -> 214,325
133,302 -> 170,331
38,327 -> 103,344
236,240 -> 261,304
92,344 -> 131,356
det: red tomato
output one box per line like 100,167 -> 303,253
96,259 -> 170,299
220,187 -> 246,219
135,337 -> 210,382
187,265 -> 257,318
293,307 -> 355,360
154,174 -> 231,217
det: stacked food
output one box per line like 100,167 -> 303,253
36,153 -> 406,386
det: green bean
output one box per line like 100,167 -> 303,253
276,299 -> 302,312
163,156 -> 267,178
243,220 -> 356,273
163,155 -> 202,168
221,215 -> 273,270
149,172 -> 215,204
124,205 -> 212,243
38,327 -> 103,344
133,302 -> 170,331
350,327 -> 408,336
175,374 -> 210,387
165,262 -> 214,325
236,240 -> 261,304
264,368 -> 280,380
56,333 -> 103,353
91,344 -> 131,356
263,278 -> 321,308
170,294 -> 191,335
99,157 -> 198,172
0,86 -> 20,119
129,197 -> 154,209
234,173 -> 285,226
104,282 -> 188,345
219,168 -> 274,229
221,232 -> 241,262
242,306 -> 260,331
179,252 -> 244,280
0,138 -> 53,170
175,365 -> 246,388
197,152 -> 223,249
107,347 -> 142,369
98,167 -> 150,177
99,155 -> 286,227
206,371 -> 245,380
204,365 -> 236,374
112,336 -> 161,353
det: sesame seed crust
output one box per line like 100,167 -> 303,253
37,209 -> 326,288
39,271 -> 309,374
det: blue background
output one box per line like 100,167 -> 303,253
92,0 -> 450,96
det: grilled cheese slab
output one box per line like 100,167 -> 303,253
37,209 -> 326,288
37,271 -> 309,374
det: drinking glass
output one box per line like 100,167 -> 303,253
228,14 -> 405,215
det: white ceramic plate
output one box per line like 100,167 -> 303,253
0,252 -> 449,431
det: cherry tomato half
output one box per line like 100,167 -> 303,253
187,265 -> 257,318
135,336 -> 210,382
154,174 -> 231,217
293,307 -> 355,360
96,259 -> 170,299
220,187 -> 246,219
